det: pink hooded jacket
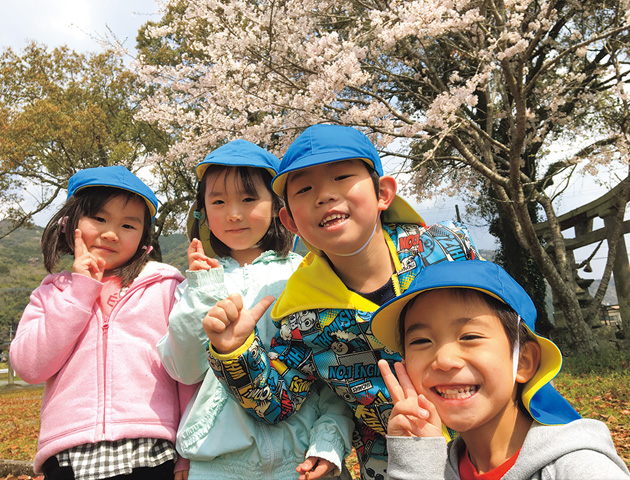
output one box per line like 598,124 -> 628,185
10,262 -> 195,473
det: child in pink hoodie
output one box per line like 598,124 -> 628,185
10,166 -> 195,480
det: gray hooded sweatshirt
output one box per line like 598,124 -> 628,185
387,419 -> 629,480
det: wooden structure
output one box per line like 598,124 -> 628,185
534,181 -> 630,328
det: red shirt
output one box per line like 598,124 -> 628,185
459,447 -> 521,480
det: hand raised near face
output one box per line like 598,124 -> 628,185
203,293 -> 275,354
378,359 -> 443,437
187,238 -> 220,271
72,229 -> 106,282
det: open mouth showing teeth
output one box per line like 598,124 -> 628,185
319,213 -> 349,227
434,385 -> 479,400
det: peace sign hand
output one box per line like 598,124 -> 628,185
378,359 -> 443,437
187,238 -> 220,271
72,229 -> 105,281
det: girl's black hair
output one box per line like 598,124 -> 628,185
189,164 -> 293,258
41,187 -> 154,287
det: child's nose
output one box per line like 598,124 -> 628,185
226,205 -> 244,221
431,344 -> 464,371
101,229 -> 119,242
315,183 -> 338,205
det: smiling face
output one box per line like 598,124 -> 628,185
76,194 -> 146,273
203,168 -> 273,266
402,289 -> 523,439
281,159 -> 386,256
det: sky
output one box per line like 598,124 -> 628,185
0,0 -> 160,54
1,0 -> 627,281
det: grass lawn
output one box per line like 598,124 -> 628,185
1,351 -> 629,479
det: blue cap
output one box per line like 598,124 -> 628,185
67,166 -> 158,221
271,125 -> 424,255
195,139 -> 279,181
371,260 -> 581,426
188,139 -> 281,257
272,124 -> 382,196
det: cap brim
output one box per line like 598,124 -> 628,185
522,330 -> 580,425
272,155 -> 378,197
371,285 -> 417,353
186,201 -> 217,258
74,185 -> 157,220
197,162 -> 276,181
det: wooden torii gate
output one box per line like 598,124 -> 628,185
534,181 -> 630,328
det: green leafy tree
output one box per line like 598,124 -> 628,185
0,43 -> 181,243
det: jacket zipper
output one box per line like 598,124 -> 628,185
95,270 -> 170,441
102,314 -> 109,440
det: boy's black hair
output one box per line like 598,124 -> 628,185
282,161 -> 381,219
41,187 -> 154,287
191,164 -> 293,257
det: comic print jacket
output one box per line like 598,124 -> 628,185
208,222 -> 481,479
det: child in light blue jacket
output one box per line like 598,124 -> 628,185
157,140 -> 354,480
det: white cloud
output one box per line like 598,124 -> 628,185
0,0 -> 159,53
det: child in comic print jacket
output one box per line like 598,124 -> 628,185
203,125 -> 482,479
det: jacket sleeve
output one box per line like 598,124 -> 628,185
173,380 -> 198,472
158,267 -> 229,385
304,381 -> 354,476
9,273 -> 103,385
551,450 -> 630,479
535,420 -> 630,480
208,315 -> 317,425
160,271 -> 199,472
386,436 -> 451,480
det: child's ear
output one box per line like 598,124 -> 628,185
378,176 -> 397,213
516,340 -> 541,384
279,206 -> 300,236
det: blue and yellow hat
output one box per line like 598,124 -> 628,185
371,260 -> 581,426
187,139 -> 281,257
67,166 -> 158,222
271,124 -> 425,255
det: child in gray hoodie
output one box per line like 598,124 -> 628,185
373,260 -> 630,480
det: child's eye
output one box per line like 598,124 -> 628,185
211,199 -> 224,205
295,186 -> 311,195
335,174 -> 353,181
122,224 -> 136,230
461,334 -> 484,341
243,196 -> 258,203
408,337 -> 431,346
93,216 -> 106,223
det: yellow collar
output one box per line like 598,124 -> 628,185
271,229 -> 401,319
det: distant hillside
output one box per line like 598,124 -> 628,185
159,233 -> 188,272
0,222 -> 51,289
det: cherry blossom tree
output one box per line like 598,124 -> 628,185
137,0 -> 630,354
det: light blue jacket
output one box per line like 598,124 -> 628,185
157,251 -> 354,480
